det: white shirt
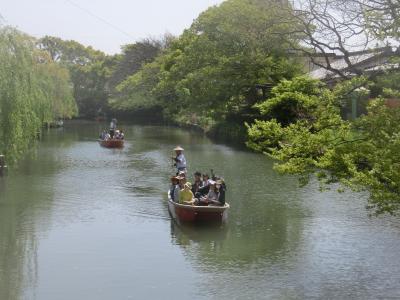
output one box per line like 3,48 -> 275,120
176,153 -> 187,169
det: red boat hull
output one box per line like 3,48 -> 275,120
98,139 -> 124,148
167,192 -> 229,224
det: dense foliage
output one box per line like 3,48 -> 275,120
247,75 -> 400,215
0,27 -> 77,163
38,36 -> 112,118
110,0 -> 303,127
245,0 -> 400,214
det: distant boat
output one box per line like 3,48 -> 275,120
98,139 -> 124,148
167,191 -> 229,224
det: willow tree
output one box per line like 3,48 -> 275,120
0,27 -> 76,163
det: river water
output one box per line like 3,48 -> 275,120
0,121 -> 399,300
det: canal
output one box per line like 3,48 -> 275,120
0,121 -> 399,299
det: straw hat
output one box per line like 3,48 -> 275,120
184,182 -> 192,189
173,146 -> 184,151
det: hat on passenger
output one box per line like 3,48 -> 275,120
174,146 -> 184,151
208,180 -> 216,185
184,182 -> 191,189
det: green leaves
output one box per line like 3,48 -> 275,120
38,36 -> 109,118
248,75 -> 400,215
0,27 -> 76,164
109,0 -> 303,125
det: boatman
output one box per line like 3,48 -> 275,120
172,146 -> 187,175
109,118 -> 117,138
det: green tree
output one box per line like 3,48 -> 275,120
38,36 -> 111,118
247,75 -> 400,215
112,0 -> 303,127
108,38 -> 166,90
0,27 -> 76,163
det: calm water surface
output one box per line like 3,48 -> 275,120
0,121 -> 399,300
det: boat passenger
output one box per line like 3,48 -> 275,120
191,171 -> 203,194
202,173 -> 211,186
99,131 -> 107,140
178,176 -> 187,189
195,174 -> 210,199
195,180 -> 217,206
210,179 -> 225,206
172,146 -> 187,174
179,182 -> 195,205
109,118 -> 117,138
119,130 -> 125,140
170,176 -> 180,202
205,181 -> 218,202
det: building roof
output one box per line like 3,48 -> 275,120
308,47 -> 397,80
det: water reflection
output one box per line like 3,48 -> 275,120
0,122 -> 400,300
0,155 -> 58,299
0,125 -> 83,299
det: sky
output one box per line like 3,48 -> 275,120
1,0 -> 224,54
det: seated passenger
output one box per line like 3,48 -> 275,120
119,130 -> 125,140
209,179 -> 225,206
195,180 -> 217,206
178,176 -> 187,189
179,182 -> 195,205
169,176 -> 179,202
206,181 -> 218,201
195,174 -> 210,199
173,178 -> 181,203
191,171 -> 203,194
99,131 -> 106,140
202,173 -> 210,186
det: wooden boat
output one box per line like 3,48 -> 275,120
98,139 -> 124,148
167,191 -> 229,224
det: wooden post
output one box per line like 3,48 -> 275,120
0,155 -> 7,176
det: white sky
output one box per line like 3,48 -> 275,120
1,0 -> 225,54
